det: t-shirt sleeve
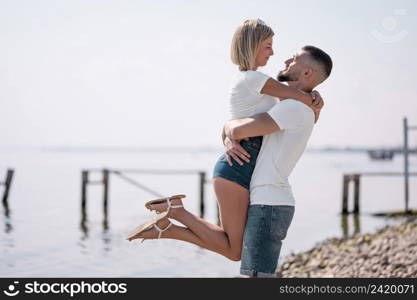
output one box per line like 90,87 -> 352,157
244,71 -> 270,94
267,100 -> 309,130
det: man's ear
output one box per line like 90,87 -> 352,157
303,68 -> 314,78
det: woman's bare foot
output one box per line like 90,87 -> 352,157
147,197 -> 184,217
128,217 -> 172,241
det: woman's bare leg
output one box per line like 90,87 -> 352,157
134,218 -> 226,254
137,177 -> 249,261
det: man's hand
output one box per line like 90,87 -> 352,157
310,90 -> 324,124
223,136 -> 250,166
311,90 -> 324,110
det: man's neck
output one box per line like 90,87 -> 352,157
288,81 -> 312,93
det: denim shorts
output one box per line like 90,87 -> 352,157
212,136 -> 263,190
240,205 -> 295,278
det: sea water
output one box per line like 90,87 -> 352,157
0,149 -> 415,277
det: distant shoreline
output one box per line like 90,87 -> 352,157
276,217 -> 417,278
0,145 -> 415,155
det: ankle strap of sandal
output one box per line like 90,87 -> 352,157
165,198 -> 183,212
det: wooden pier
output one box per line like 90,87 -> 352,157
342,172 -> 417,214
403,117 -> 417,212
80,168 -> 211,225
342,117 -> 416,215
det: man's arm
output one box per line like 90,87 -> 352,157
224,113 -> 280,141
314,109 -> 320,124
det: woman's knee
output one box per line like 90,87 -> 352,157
228,252 -> 242,262
227,246 -> 242,261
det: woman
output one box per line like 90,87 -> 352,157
127,19 -> 322,262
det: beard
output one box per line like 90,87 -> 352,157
277,70 -> 299,82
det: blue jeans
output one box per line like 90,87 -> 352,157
240,205 -> 295,278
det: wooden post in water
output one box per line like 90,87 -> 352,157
353,174 -> 360,214
341,214 -> 348,237
403,117 -> 410,213
2,169 -> 14,215
353,213 -> 360,234
103,169 -> 109,221
199,171 -> 206,218
81,170 -> 88,219
342,175 -> 350,214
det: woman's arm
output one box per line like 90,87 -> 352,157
261,78 -> 313,106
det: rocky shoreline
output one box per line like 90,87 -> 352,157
276,217 -> 417,278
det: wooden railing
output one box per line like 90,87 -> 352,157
342,172 -> 417,214
80,168 -> 209,225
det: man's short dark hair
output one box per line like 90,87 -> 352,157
302,45 -> 333,78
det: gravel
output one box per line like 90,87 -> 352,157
276,217 -> 417,278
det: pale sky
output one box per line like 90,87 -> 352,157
1,0 -> 416,149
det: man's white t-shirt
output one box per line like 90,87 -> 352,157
229,70 -> 276,119
249,99 -> 315,206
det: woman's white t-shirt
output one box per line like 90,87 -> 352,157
229,70 -> 277,119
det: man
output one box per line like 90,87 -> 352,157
223,45 -> 333,277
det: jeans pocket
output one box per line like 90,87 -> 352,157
270,206 -> 295,240
248,205 -> 265,220
241,137 -> 262,153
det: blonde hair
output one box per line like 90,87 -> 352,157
231,19 -> 274,71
